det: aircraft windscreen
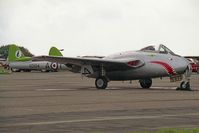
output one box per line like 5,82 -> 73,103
158,45 -> 175,55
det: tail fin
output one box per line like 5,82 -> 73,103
8,44 -> 31,62
49,47 -> 63,56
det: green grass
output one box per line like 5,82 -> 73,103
93,128 -> 199,133
0,67 -> 10,74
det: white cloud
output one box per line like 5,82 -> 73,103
0,0 -> 199,56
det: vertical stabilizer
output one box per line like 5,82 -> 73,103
8,44 -> 25,61
8,45 -> 31,62
49,47 -> 63,56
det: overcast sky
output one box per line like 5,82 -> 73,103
0,0 -> 199,56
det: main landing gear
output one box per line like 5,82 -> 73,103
176,66 -> 192,91
139,79 -> 152,88
95,77 -> 108,89
95,64 -> 109,89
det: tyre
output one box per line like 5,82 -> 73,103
11,68 -> 21,72
139,79 -> 152,88
95,77 -> 108,89
180,81 -> 190,90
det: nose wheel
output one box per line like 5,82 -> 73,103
95,77 -> 108,89
176,66 -> 192,91
177,81 -> 191,91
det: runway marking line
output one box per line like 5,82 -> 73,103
36,86 -> 178,91
1,113 -> 199,127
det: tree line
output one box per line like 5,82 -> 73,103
0,45 -> 34,59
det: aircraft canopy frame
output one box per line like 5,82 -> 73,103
140,44 -> 175,55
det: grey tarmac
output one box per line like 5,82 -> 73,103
0,71 -> 199,133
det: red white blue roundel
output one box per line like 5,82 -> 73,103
15,50 -> 22,58
51,62 -> 58,70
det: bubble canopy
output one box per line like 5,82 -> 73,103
139,44 -> 175,55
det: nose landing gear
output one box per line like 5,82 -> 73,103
176,81 -> 191,90
177,66 -> 192,91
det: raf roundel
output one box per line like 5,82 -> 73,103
15,50 -> 22,58
51,62 -> 58,70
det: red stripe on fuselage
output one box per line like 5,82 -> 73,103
150,61 -> 176,75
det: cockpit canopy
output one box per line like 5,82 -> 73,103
140,44 -> 175,55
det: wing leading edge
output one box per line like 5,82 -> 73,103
32,56 -> 144,71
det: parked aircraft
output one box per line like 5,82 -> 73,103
184,56 -> 199,74
33,44 -> 193,90
8,45 -> 68,72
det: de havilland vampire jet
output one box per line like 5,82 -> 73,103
8,44 -> 68,72
33,44 -> 193,90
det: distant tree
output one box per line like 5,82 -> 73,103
0,44 -> 34,59
0,45 -> 8,59
19,46 -> 34,57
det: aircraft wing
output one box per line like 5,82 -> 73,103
33,56 -> 144,71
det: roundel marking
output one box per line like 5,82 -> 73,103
15,50 -> 22,58
51,62 -> 58,70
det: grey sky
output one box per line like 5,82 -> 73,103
0,0 -> 199,56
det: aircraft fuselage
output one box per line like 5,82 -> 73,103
89,51 -> 189,81
9,61 -> 67,72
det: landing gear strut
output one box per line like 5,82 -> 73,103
139,79 -> 152,88
176,66 -> 192,91
95,64 -> 108,89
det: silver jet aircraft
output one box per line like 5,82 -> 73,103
8,45 -> 68,72
33,44 -> 193,90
